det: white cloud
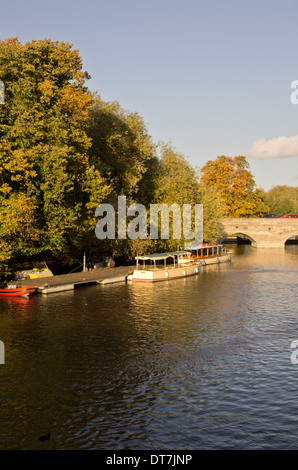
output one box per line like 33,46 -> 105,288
246,134 -> 298,159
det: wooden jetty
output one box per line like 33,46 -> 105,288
9,265 -> 134,294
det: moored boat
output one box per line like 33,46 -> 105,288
182,242 -> 234,265
15,261 -> 53,280
0,284 -> 36,297
131,251 -> 203,282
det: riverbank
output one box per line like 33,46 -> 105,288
8,265 -> 134,294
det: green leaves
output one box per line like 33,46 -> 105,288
88,100 -> 155,199
264,186 -> 298,216
0,38 -> 110,272
152,143 -> 225,248
1,37 -> 266,273
155,142 -> 199,206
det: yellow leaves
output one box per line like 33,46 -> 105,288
0,184 -> 12,196
0,146 -> 37,184
0,193 -> 37,237
0,37 -> 101,266
38,79 -> 55,105
0,240 -> 13,263
0,191 -> 41,268
200,155 -> 261,217
0,37 -> 20,53
57,84 -> 93,122
23,62 -> 35,73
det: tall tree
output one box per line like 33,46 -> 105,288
264,185 -> 298,216
87,100 -> 158,261
155,143 -> 199,206
88,100 -> 155,200
0,38 -> 110,272
200,155 -> 265,217
154,143 -> 225,250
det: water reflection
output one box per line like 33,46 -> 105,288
0,245 -> 297,449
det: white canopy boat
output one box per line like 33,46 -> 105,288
131,251 -> 203,282
181,243 -> 234,266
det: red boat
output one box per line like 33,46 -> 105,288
0,285 -> 36,297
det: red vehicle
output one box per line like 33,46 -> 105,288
281,214 -> 298,218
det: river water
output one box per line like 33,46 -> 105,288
0,245 -> 298,450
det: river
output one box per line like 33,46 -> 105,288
0,245 -> 298,450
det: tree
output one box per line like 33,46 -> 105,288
0,193 -> 40,276
154,143 -> 225,250
88,100 -> 155,200
155,142 -> 199,206
200,155 -> 265,217
0,38 -> 110,272
264,185 -> 298,216
87,100 -> 159,261
197,183 -> 227,242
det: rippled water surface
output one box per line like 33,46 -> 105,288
0,245 -> 298,450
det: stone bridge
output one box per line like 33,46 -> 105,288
220,218 -> 298,248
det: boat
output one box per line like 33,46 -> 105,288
0,284 -> 36,297
15,261 -> 53,280
182,242 -> 234,265
131,251 -> 203,282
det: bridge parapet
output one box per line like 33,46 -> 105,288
220,218 -> 298,248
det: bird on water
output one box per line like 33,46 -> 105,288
38,432 -> 50,442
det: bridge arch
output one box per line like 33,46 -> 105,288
220,231 -> 255,246
284,232 -> 298,245
221,218 -> 298,248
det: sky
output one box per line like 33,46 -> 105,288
1,0 -> 298,191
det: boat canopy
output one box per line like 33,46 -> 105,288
135,251 -> 190,261
185,243 -> 220,250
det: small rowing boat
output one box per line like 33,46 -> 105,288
0,284 -> 36,297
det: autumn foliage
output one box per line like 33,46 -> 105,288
200,155 -> 267,217
0,37 -> 282,276
0,38 -> 110,273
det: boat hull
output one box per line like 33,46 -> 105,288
131,247 -> 234,283
200,250 -> 234,265
16,262 -> 53,280
131,262 -> 202,282
178,249 -> 234,266
0,286 -> 36,297
16,269 -> 53,280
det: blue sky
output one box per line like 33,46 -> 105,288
1,0 -> 298,190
